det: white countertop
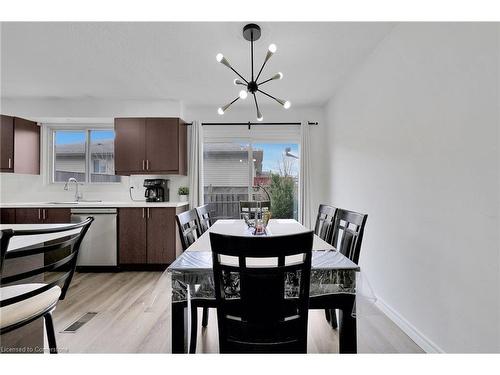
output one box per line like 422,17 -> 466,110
0,201 -> 189,208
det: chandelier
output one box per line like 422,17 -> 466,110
216,23 -> 291,121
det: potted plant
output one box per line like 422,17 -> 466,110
178,186 -> 189,202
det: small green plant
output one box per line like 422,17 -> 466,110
178,186 -> 189,196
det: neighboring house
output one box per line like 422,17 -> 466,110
54,139 -> 118,182
203,143 -> 264,218
204,143 -> 263,187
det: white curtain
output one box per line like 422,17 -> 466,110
188,120 -> 204,208
299,121 -> 313,228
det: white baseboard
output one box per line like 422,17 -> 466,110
374,297 -> 445,353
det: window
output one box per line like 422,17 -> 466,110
52,128 -> 121,183
204,140 -> 299,220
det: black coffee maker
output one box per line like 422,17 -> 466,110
144,179 -> 169,202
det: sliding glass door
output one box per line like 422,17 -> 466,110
203,140 -> 299,220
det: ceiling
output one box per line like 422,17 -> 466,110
1,22 -> 395,107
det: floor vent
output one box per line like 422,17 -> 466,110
62,312 -> 98,333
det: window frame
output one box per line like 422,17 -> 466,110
47,124 -> 120,185
203,124 -> 301,220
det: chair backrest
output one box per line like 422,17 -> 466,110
195,204 -> 213,234
176,209 -> 202,251
314,204 -> 336,242
0,217 -> 94,312
239,201 -> 271,219
331,209 -> 368,264
210,231 -> 313,353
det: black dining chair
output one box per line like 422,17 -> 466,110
210,231 -> 314,353
314,204 -> 338,327
176,209 -> 212,353
176,209 -> 203,251
325,208 -> 368,329
0,217 -> 93,354
314,204 -> 337,243
239,201 -> 271,220
330,209 -> 368,265
195,204 -> 214,234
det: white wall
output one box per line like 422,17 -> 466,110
184,104 -> 328,221
0,97 -> 189,203
323,23 -> 499,352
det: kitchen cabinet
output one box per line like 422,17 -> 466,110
114,118 -> 147,174
146,208 -> 177,264
0,208 -> 16,224
114,117 -> 187,175
118,206 -> 184,266
0,115 -> 40,174
118,208 -> 147,264
0,115 -> 14,172
15,208 -> 71,224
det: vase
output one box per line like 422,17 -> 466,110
179,195 -> 188,202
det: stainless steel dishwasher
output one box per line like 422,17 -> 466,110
71,208 -> 117,266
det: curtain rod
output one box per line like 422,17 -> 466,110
184,121 -> 318,127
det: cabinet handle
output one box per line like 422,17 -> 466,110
142,208 -> 145,218
8,158 -> 12,169
146,160 -> 150,170
142,160 -> 145,170
147,208 -> 150,218
43,209 -> 46,221
38,209 -> 41,220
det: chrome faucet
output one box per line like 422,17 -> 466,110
64,177 -> 83,201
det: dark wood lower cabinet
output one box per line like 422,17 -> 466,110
118,208 -> 147,264
44,208 -> 71,223
118,207 -> 184,266
15,208 -> 43,223
14,208 -> 70,224
0,208 -> 16,224
147,208 -> 176,264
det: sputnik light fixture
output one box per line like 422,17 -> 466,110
216,23 -> 291,122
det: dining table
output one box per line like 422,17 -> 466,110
166,219 -> 360,354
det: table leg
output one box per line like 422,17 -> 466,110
338,295 -> 357,354
172,301 -> 188,353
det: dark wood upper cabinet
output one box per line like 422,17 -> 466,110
114,117 -> 187,176
13,117 -> 40,174
0,115 -> 40,174
118,208 -> 147,264
146,118 -> 178,173
1,115 -> 15,172
114,118 -> 147,174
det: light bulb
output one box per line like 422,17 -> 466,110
239,90 -> 248,100
268,44 -> 277,53
234,78 -> 244,85
271,72 -> 283,81
257,108 -> 263,121
217,107 -> 224,115
284,101 -> 291,109
216,53 -> 224,62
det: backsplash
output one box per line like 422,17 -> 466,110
0,172 -> 189,203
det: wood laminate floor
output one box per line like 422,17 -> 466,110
49,272 -> 424,354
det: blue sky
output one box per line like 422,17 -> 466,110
55,130 -> 115,145
253,143 -> 299,175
